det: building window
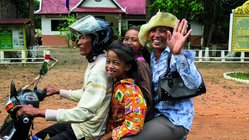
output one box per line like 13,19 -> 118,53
51,20 -> 67,31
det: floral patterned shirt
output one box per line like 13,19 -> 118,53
107,78 -> 147,140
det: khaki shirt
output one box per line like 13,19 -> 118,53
46,54 -> 112,140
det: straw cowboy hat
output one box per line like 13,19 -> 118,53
138,11 -> 178,46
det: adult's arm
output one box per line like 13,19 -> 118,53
47,73 -> 108,122
172,51 -> 202,89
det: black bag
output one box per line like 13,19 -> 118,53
158,53 -> 206,101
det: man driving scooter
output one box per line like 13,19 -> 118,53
12,15 -> 114,140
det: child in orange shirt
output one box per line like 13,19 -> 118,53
100,41 -> 147,140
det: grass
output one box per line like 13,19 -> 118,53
226,72 -> 249,80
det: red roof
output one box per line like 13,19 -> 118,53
117,0 -> 146,15
0,18 -> 31,25
35,0 -> 146,15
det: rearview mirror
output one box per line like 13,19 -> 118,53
33,62 -> 49,90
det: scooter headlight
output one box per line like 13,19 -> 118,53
4,97 -> 14,112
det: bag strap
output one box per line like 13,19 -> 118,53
166,53 -> 172,75
165,53 -> 176,87
160,52 -> 174,79
165,53 -> 187,79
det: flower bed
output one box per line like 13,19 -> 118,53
223,71 -> 249,84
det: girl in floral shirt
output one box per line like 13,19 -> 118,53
100,41 -> 147,140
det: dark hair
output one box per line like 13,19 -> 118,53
140,46 -> 151,65
107,41 -> 138,78
123,26 -> 151,64
127,25 -> 140,32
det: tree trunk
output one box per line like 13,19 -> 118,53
0,0 -> 16,18
206,24 -> 214,47
28,0 -> 35,48
146,0 -> 155,21
203,0 -> 217,48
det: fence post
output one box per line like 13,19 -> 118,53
21,50 -> 27,63
204,47 -> 209,61
211,45 -> 217,57
221,50 -> 225,62
0,51 -> 4,63
240,52 -> 245,62
198,50 -> 203,62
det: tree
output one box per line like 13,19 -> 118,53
148,0 -> 247,49
148,0 -> 204,48
10,0 -> 30,18
0,0 -> 40,48
57,15 -> 77,47
201,0 -> 248,48
146,0 -> 154,20
29,0 -> 35,47
0,0 -> 16,18
149,0 -> 204,21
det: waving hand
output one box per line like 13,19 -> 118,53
166,19 -> 192,55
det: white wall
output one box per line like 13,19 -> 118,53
190,22 -> 203,36
41,16 -> 66,35
82,0 -> 117,8
41,14 -> 121,37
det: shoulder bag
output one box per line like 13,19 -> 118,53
158,53 -> 206,101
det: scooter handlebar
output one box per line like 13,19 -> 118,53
34,89 -> 47,101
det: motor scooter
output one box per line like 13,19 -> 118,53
0,57 -> 57,140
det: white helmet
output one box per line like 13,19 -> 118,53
69,15 -> 113,51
